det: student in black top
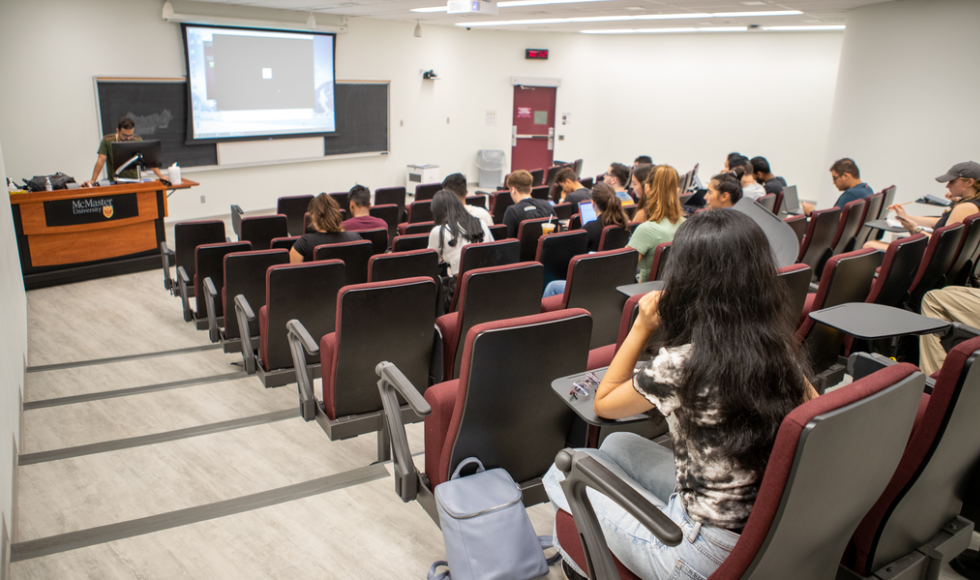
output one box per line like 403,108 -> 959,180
503,169 -> 556,238
290,193 -> 362,263
751,156 -> 787,195
584,183 -> 630,252
555,167 -> 591,206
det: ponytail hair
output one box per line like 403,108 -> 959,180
711,172 -> 744,204
591,183 -> 629,229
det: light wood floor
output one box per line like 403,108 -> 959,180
11,234 -> 976,579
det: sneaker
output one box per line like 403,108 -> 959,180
561,559 -> 588,580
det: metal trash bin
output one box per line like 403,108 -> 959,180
476,149 -> 506,190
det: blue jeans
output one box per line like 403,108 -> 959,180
543,280 -> 566,298
543,432 -> 740,580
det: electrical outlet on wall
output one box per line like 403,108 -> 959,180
400,120 -> 404,127
200,195 -> 206,204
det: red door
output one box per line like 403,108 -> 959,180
511,86 -> 556,174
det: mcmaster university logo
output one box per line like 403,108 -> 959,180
102,205 -> 114,218
71,198 -> 114,218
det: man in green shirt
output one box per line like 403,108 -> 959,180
82,117 -> 163,186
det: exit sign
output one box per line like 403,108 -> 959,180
525,49 -> 549,60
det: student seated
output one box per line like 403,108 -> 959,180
503,170 -> 556,238
634,155 -> 653,167
865,161 -> 980,251
290,193 -> 362,263
751,155 -> 787,195
704,170 -> 743,210
802,158 -> 873,216
628,165 -> 685,282
344,185 -> 389,231
555,167 -> 591,207
442,172 -> 494,229
545,209 -> 817,580
728,155 -> 766,200
427,190 -> 493,276
604,162 -> 633,200
631,164 -> 655,222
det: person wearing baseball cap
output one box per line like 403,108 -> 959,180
864,161 -> 980,250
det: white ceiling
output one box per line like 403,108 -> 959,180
187,0 -> 895,33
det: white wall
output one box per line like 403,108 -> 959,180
0,0 -> 843,222
823,0 -> 980,208
0,138 -> 27,574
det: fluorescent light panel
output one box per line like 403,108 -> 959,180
582,26 -> 749,34
763,25 -> 846,31
455,10 -> 802,27
412,0 -> 619,12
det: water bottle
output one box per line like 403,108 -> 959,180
44,177 -> 53,191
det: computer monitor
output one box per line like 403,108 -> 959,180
110,140 -> 162,181
780,185 -> 801,215
579,201 -> 598,224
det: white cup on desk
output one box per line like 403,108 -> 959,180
168,164 -> 182,185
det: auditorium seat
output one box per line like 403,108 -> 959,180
277,195 -> 314,236
230,205 -> 244,239
648,242 -> 671,281
489,224 -> 509,240
314,240 -> 373,286
598,225 -> 630,252
757,193 -> 777,213
839,336 -> 980,579
537,230 -> 588,289
464,194 -> 488,210
869,186 -> 897,243
190,241 -> 251,328
436,262 -> 544,379
796,248 -> 879,391
491,191 -> 514,225
776,264 -> 812,328
798,207 -> 842,280
234,259 -> 345,388
580,177 -> 594,189
852,191 -> 885,248
327,191 -> 348,214
414,182 -> 441,202
554,362 -> 924,580
783,214 -> 807,247
374,186 -> 407,222
541,248 -> 638,349
368,249 -> 439,284
827,198 -> 867,261
946,212 -> 980,286
406,200 -> 433,224
530,168 -> 545,186
355,227 -> 389,255
517,217 -> 552,262
369,203 -> 399,247
586,292 -> 644,371
447,239 -> 521,312
270,236 -> 300,251
209,249 -> 289,354
531,185 -> 550,200
553,202 -> 575,221
391,233 -> 430,253
239,214 -> 288,251
286,277 -> 438,461
398,221 -> 434,237
377,308 -> 593,523
772,190 -> 784,215
162,219 -> 225,295
907,222 -> 965,311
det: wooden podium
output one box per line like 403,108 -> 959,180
9,180 -> 198,290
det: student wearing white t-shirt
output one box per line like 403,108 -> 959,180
427,190 -> 493,275
729,155 -> 766,200
442,172 -> 493,229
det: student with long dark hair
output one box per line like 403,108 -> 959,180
427,190 -> 493,275
545,210 -> 816,580
705,170 -> 744,210
584,183 -> 630,252
290,193 -> 362,263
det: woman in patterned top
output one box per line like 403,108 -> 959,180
545,210 -> 817,580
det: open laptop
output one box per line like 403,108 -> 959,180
779,185 -> 803,216
579,200 -> 598,224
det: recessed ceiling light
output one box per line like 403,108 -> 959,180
411,0 -> 620,11
763,25 -> 845,31
624,6 -> 643,10
456,10 -> 801,27
741,1 -> 767,5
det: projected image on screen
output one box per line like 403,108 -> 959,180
183,25 -> 335,142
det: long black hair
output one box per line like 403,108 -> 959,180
655,210 -> 809,473
431,190 -> 485,249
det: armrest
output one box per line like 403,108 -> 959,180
177,266 -> 192,322
847,351 -> 897,381
203,278 -> 220,343
159,241 -> 174,291
940,322 -> 980,354
376,361 -> 431,502
234,294 -> 257,374
231,204 -> 243,238
287,319 -> 320,421
556,449 -> 683,580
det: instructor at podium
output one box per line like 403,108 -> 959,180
81,117 -> 164,187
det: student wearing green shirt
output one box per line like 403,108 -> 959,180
628,165 -> 685,282
82,117 -> 164,186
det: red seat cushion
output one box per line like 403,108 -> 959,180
556,509 -> 640,579
435,312 -> 461,380
397,222 -> 409,236
423,379 -> 460,488
541,294 -> 564,313
319,332 -> 339,420
258,305 -> 270,372
587,344 -> 615,370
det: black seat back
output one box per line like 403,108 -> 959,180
405,221 -> 434,236
829,199 -> 867,258
799,207 -> 842,279
784,214 -> 807,246
240,215 -> 289,251
530,168 -> 545,186
392,234 -> 430,253
553,202 -> 575,221
314,240 -> 373,286
174,221 -> 226,282
270,236 -> 300,251
330,278 -> 437,417
947,213 -> 980,286
408,200 -> 433,223
368,249 -> 439,284
492,191 -> 514,225
263,260 -> 345,371
451,262 -> 544,378
447,309 -> 592,485
415,183 -> 441,202
854,192 -> 885,248
565,248 -> 638,349
224,249 -> 289,340
908,223 -> 966,310
579,177 -> 593,189
517,217 -> 551,262
867,234 -> 928,308
777,264 -> 812,326
489,224 -> 508,241
277,195 -> 313,236
369,204 -> 400,248
598,226 -> 630,252
758,194 -> 777,213
375,187 -> 407,222
465,195 -> 488,210
357,227 -> 389,255
231,205 -> 244,238
327,191 -> 348,215
531,185 -> 550,200
194,241 -> 251,318
450,239 -> 521,311
650,242 -> 672,281
536,230 -> 588,289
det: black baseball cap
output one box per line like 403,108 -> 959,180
936,161 -> 980,182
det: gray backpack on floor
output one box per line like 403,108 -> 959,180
428,458 -> 558,580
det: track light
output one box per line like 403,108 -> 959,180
414,20 -> 422,37
306,12 -> 316,28
162,1 -> 174,20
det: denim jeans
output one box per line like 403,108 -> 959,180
543,280 -> 567,298
543,432 -> 740,579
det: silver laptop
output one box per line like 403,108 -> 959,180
780,185 -> 802,216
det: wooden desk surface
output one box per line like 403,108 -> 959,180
8,179 -> 198,204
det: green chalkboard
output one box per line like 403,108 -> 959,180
96,79 -> 389,168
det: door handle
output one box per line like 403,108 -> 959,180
547,127 -> 554,151
512,126 -> 517,147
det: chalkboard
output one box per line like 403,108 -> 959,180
96,79 -> 389,168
